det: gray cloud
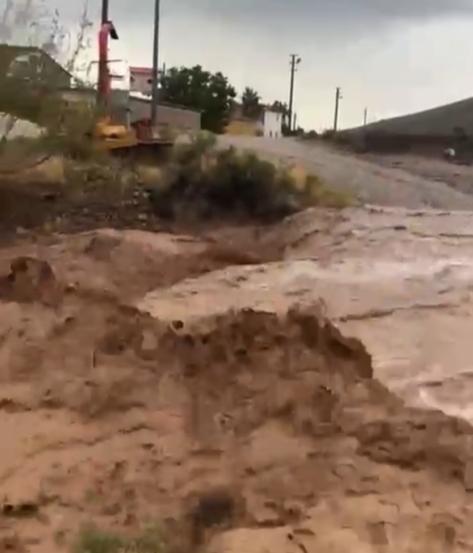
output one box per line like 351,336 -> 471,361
94,0 -> 473,25
4,0 -> 473,131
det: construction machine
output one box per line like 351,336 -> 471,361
93,18 -> 172,156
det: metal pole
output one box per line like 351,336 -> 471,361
334,87 -> 341,132
98,0 -> 110,108
101,0 -> 109,24
288,55 -> 296,132
151,0 -> 161,127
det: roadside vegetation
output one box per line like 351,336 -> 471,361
147,133 -> 353,222
0,129 -> 352,235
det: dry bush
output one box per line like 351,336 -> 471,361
39,99 -> 103,161
147,133 -> 353,222
0,98 -> 105,178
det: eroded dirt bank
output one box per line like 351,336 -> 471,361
219,136 -> 473,210
2,210 -> 473,552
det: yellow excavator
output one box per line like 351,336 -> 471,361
93,18 -> 171,156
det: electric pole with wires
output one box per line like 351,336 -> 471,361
333,86 -> 342,132
101,0 -> 109,24
288,54 -> 301,133
151,0 -> 161,127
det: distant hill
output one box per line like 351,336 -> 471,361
343,96 -> 473,137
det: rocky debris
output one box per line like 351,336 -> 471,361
1,502 -> 38,519
188,488 -> 238,546
0,257 -> 61,306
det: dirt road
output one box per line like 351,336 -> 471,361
220,136 -> 473,210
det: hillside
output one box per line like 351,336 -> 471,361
343,96 -> 473,137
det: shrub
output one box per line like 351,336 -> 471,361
301,130 -> 319,140
0,99 -> 105,172
40,101 -> 103,161
147,134 -> 352,222
149,136 -> 301,222
321,129 -> 336,140
73,527 -> 124,553
73,524 -> 165,553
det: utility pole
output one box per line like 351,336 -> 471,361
97,0 -> 109,109
288,54 -> 301,133
363,107 -> 368,127
101,0 -> 109,24
333,87 -> 342,132
151,0 -> 161,128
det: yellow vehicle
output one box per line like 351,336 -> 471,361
93,115 -> 138,152
95,19 -> 172,157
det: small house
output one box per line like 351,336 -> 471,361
0,44 -> 72,89
226,103 -> 283,138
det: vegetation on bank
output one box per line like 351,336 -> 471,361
72,524 -> 166,553
146,133 -> 353,222
0,128 -> 352,234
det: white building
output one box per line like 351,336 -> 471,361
262,109 -> 283,138
130,67 -> 154,96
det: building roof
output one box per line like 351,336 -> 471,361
129,93 -> 201,113
130,66 -> 153,76
0,44 -> 72,79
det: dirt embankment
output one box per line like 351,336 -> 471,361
1,213 -> 473,553
219,136 -> 473,210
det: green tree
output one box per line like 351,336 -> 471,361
271,100 -> 288,115
242,86 -> 261,119
161,65 -> 236,133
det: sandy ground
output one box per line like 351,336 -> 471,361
2,207 -> 473,552
220,136 -> 473,210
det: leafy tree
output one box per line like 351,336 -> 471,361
271,100 -> 289,116
161,65 -> 237,133
242,87 -> 261,119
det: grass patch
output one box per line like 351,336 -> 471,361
147,133 -> 353,223
73,527 -> 124,553
73,524 -> 165,553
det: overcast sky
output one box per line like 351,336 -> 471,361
7,0 -> 473,129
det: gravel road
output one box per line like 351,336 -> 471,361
220,136 -> 473,210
